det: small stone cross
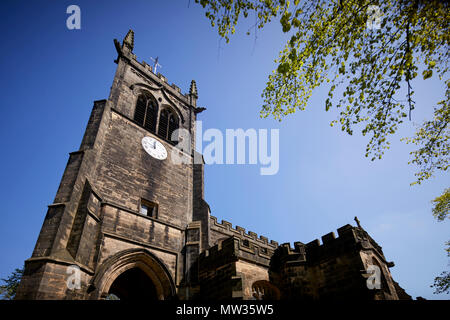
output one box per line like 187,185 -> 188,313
354,216 -> 362,228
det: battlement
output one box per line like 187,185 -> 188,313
304,224 -> 354,250
140,61 -> 181,92
278,224 -> 386,264
277,224 -> 356,254
200,235 -> 273,269
133,58 -> 191,102
114,29 -> 195,105
280,241 -> 306,254
210,215 -> 278,249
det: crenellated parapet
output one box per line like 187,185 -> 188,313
129,57 -> 192,104
113,29 -> 205,113
275,224 -> 389,266
268,223 -> 401,300
210,215 -> 278,250
200,233 -> 276,269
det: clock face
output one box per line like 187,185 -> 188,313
142,136 -> 167,160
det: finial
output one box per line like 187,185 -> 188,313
123,29 -> 134,51
354,216 -> 361,228
189,80 -> 198,98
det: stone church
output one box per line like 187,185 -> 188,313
15,30 -> 410,300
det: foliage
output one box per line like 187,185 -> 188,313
431,188 -> 450,221
195,0 -> 449,182
430,188 -> 450,294
0,267 -> 23,300
403,93 -> 449,185
431,240 -> 450,294
195,0 -> 449,295
431,271 -> 450,294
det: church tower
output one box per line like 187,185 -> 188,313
16,30 -> 209,300
16,29 -> 409,301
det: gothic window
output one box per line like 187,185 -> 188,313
139,199 -> 158,218
158,108 -> 179,141
168,113 -> 178,140
134,94 -> 157,133
158,109 -> 169,138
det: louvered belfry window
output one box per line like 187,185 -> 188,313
134,94 -> 157,133
158,108 -> 179,141
158,109 -> 169,138
168,113 -> 178,141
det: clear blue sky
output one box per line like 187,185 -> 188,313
0,0 -> 448,299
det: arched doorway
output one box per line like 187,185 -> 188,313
107,267 -> 158,300
89,249 -> 176,300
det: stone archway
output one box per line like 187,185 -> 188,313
107,267 -> 158,300
89,248 -> 176,300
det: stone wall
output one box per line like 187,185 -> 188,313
196,235 -> 275,300
93,109 -> 194,228
209,216 -> 278,254
16,30 -> 203,300
15,29 -> 409,302
269,225 -> 402,300
236,260 -> 269,299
